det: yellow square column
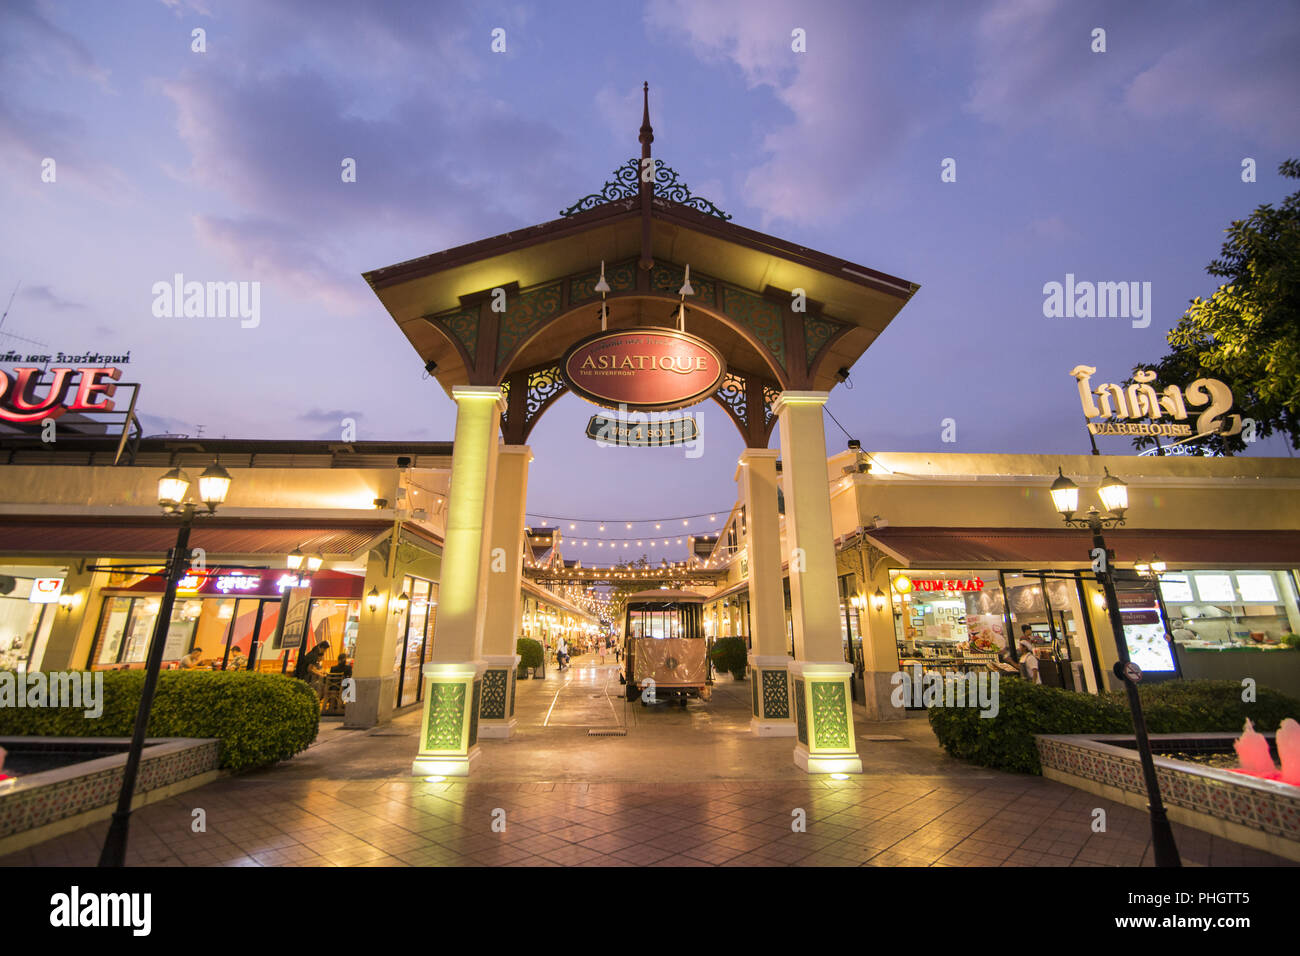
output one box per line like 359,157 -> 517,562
738,448 -> 795,736
412,385 -> 503,777
479,444 -> 531,739
775,391 -> 862,774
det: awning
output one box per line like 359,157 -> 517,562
863,527 -> 1300,568
0,517 -> 398,560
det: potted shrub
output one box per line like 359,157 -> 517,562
710,636 -> 748,681
516,637 -> 544,678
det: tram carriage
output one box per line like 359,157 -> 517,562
620,588 -> 710,706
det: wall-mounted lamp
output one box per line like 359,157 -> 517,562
367,587 -> 380,613
373,498 -> 389,509
872,588 -> 886,612
287,548 -> 304,570
58,592 -> 78,612
394,592 -> 411,615
306,555 -> 324,572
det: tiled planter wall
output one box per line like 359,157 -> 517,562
1036,733 -> 1300,854
0,738 -> 219,840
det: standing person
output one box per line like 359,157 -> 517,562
295,639 -> 332,693
1017,640 -> 1042,684
598,636 -> 607,665
556,635 -> 568,670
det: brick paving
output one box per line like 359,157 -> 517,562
1,654 -> 1294,867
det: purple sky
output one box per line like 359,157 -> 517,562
2,0 -> 1298,563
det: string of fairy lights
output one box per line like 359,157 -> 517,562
524,508 -> 740,563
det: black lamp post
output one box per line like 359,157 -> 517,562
1050,466 -> 1181,867
98,462 -> 232,867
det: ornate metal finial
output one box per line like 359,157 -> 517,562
639,81 -> 653,148
558,82 -> 731,221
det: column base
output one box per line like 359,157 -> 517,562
789,660 -> 861,774
412,747 -> 481,778
750,718 -> 796,737
861,670 -> 909,721
343,675 -> 396,729
747,654 -> 795,733
793,744 -> 863,775
478,718 -> 518,739
412,661 -> 486,776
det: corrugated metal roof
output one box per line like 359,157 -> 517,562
864,527 -> 1300,567
0,517 -> 394,559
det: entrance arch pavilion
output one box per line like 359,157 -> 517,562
363,85 -> 919,776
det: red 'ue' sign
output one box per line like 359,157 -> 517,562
0,367 -> 120,424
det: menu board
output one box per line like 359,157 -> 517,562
1194,574 -> 1236,603
1158,574 -> 1194,603
1118,589 -> 1177,674
1235,575 -> 1278,603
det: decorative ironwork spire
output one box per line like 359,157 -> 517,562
639,80 -> 653,150
558,82 -> 732,222
639,81 -> 654,272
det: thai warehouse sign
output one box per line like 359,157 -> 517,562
1069,365 -> 1242,441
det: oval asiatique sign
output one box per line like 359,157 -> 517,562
562,328 -> 727,411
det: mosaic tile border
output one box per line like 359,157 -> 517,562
0,738 -> 219,840
1036,733 -> 1300,842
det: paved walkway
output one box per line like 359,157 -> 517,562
2,654 -> 1293,867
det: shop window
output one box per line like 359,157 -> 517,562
1162,569 -> 1300,648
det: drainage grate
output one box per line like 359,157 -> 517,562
587,728 -> 627,737
859,734 -> 906,742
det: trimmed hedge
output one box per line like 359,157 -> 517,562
0,670 -> 320,772
927,677 -> 1300,775
710,636 -> 748,680
516,637 -> 544,674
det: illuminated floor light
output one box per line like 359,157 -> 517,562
830,773 -> 850,780
425,775 -> 446,783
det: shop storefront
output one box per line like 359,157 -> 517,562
91,567 -> 364,673
888,568 -> 1102,699
0,566 -> 67,670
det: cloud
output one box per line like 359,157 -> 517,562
192,215 -> 369,315
17,284 -> 85,311
1123,11 -> 1300,145
0,1 -> 112,89
644,0 -> 941,228
299,408 -> 363,423
1027,216 -> 1078,243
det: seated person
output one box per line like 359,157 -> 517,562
178,646 -> 205,669
329,653 -> 353,679
226,647 -> 248,670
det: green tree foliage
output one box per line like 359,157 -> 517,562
1136,158 -> 1300,454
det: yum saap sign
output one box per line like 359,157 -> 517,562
0,366 -> 120,424
1070,365 -> 1242,441
562,328 -> 726,411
